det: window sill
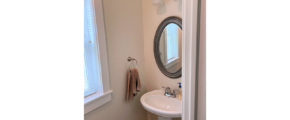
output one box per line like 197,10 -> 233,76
165,57 -> 180,69
84,90 -> 113,114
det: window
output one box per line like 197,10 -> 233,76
84,0 -> 101,97
166,24 -> 179,62
164,23 -> 180,68
84,0 -> 112,114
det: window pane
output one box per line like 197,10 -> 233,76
83,0 -> 102,97
84,46 -> 98,97
166,23 -> 179,61
83,50 -> 88,91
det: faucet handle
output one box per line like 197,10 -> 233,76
162,86 -> 171,91
162,86 -> 170,90
162,86 -> 171,95
172,89 -> 179,98
161,86 -> 167,91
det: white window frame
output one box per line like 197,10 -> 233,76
84,0 -> 112,114
164,27 -> 180,69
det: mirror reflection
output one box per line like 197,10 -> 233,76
159,23 -> 182,73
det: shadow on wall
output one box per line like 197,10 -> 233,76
157,0 -> 181,14
172,0 -> 182,12
178,0 -> 182,12
157,4 -> 167,15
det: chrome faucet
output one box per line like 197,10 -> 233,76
162,87 -> 178,98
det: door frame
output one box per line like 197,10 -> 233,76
182,0 -> 201,120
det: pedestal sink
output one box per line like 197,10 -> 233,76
140,90 -> 182,120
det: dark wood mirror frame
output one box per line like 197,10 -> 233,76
153,16 -> 182,78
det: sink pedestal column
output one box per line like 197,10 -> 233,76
158,116 -> 172,120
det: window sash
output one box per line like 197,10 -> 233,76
84,0 -> 102,97
166,24 -> 179,62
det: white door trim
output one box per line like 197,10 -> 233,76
182,0 -> 200,120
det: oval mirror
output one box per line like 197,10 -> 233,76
154,17 -> 182,78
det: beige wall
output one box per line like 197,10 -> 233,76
142,0 -> 182,120
84,0 -> 147,120
198,0 -> 206,120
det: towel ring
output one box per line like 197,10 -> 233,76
128,57 -> 138,70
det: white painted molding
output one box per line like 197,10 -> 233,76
84,90 -> 113,105
84,0 -> 112,115
165,57 -> 180,69
94,0 -> 111,93
182,0 -> 199,120
84,90 -> 113,114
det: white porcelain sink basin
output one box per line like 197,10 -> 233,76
140,90 -> 182,119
